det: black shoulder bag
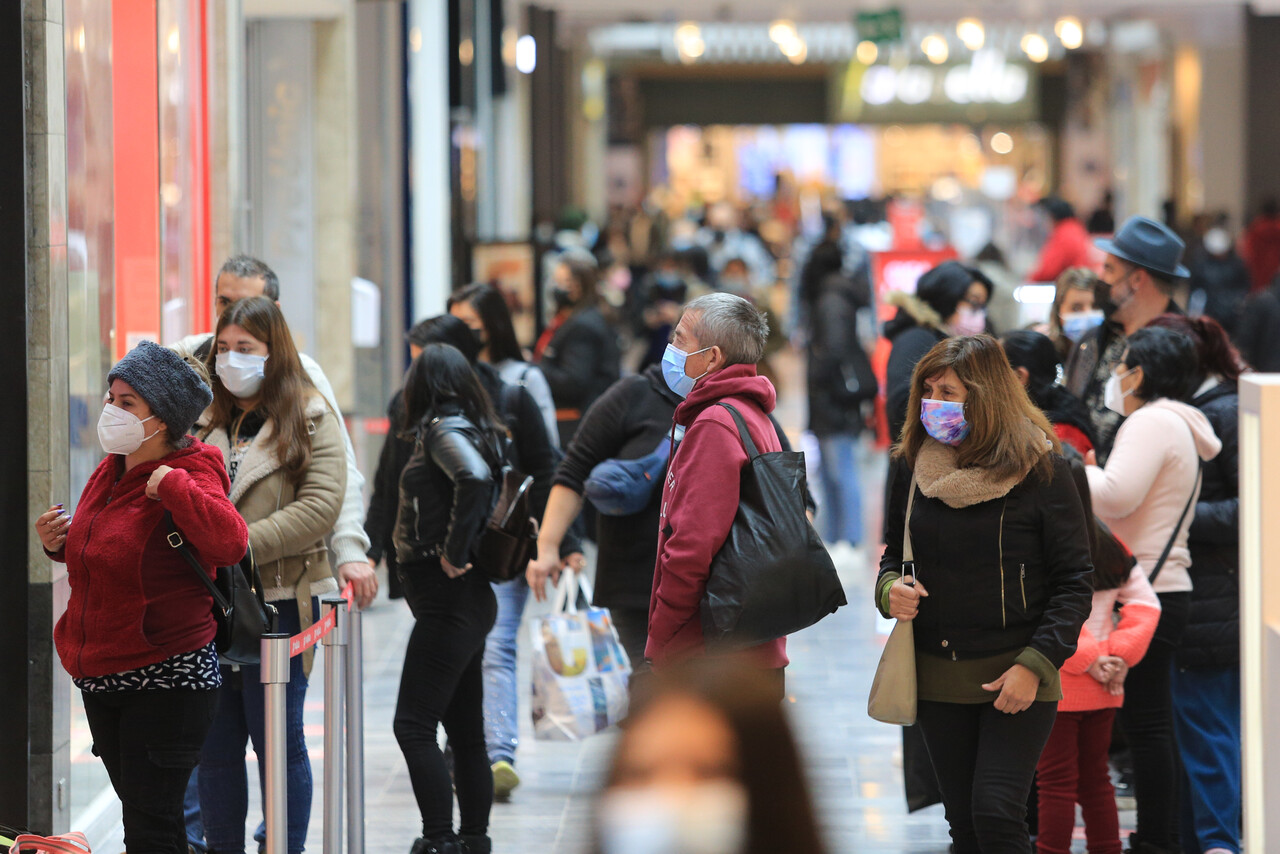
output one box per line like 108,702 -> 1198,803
1145,464 -> 1203,587
164,512 -> 277,666
699,403 -> 847,650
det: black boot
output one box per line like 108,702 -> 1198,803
409,835 -> 459,854
457,833 -> 491,854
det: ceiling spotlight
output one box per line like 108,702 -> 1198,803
956,17 -> 985,51
922,34 -> 949,64
675,22 -> 704,63
1021,32 -> 1050,63
780,34 -> 808,63
769,18 -> 797,45
991,131 -> 1014,154
857,39 -> 879,65
1055,16 -> 1084,50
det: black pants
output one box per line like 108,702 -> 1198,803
607,605 -> 650,670
82,688 -> 218,854
394,562 -> 498,840
1120,590 -> 1190,850
916,699 -> 1058,854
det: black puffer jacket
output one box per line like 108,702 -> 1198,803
539,306 -> 621,444
1178,380 -> 1240,670
878,453 -> 1093,669
883,294 -> 949,444
394,410 -> 502,570
807,271 -> 875,437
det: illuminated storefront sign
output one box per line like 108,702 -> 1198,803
833,50 -> 1038,123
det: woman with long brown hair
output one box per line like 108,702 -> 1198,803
876,335 -> 1093,854
196,296 -> 347,854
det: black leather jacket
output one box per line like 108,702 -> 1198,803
878,453 -> 1093,669
394,411 -> 502,570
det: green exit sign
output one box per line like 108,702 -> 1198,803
856,8 -> 903,44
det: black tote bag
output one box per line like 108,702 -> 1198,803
699,403 -> 847,650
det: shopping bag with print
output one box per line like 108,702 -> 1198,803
530,569 -> 631,740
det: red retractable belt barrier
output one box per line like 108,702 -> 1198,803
287,582 -> 355,658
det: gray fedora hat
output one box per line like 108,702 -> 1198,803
1094,215 -> 1190,279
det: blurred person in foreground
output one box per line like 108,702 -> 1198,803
589,662 -> 826,854
1065,217 -> 1188,464
1147,314 -> 1246,854
1084,326 -> 1222,854
878,335 -> 1093,854
644,293 -> 786,690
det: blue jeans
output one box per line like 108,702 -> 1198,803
816,434 -> 863,547
199,601 -> 312,854
482,577 -> 530,765
184,769 -> 206,852
1173,665 -> 1242,854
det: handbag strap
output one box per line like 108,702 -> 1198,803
163,511 -> 266,615
716,403 -> 760,460
1146,463 -> 1202,587
902,472 -> 917,585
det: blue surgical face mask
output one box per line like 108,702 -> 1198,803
661,343 -> 712,399
1060,309 -> 1104,343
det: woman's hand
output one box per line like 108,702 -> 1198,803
36,505 -> 71,552
145,465 -> 174,500
1083,449 -> 1098,467
982,663 -> 1040,714
887,577 -> 929,621
441,556 -> 472,579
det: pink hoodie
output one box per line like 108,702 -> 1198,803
1086,398 -> 1222,594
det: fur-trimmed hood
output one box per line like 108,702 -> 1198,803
883,290 -> 948,341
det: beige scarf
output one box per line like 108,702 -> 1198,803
914,426 -> 1051,509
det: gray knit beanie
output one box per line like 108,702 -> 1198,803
107,340 -> 213,439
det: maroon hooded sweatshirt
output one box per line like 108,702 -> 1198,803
646,364 -> 789,670
52,439 -> 249,679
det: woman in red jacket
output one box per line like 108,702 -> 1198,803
36,341 -> 248,854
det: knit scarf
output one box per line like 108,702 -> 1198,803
914,427 -> 1051,509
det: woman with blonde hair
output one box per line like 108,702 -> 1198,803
196,296 -> 347,854
1048,267 -> 1105,360
877,334 -> 1093,853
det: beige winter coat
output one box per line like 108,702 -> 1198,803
199,393 -> 347,673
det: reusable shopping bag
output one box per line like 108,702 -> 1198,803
530,569 -> 631,740
867,474 -> 919,726
6,832 -> 90,854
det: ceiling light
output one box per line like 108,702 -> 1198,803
1021,32 -> 1050,63
956,17 -> 984,51
515,35 -> 537,73
769,19 -> 797,45
922,34 -> 949,64
856,40 -> 879,64
1055,16 -> 1084,50
991,131 -> 1014,154
675,22 -> 704,63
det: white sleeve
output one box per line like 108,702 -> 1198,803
299,352 -> 371,566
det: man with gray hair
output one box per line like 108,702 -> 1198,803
646,292 -> 788,693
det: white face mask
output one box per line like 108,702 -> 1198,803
216,351 -> 268,398
1104,367 -> 1136,416
598,781 -> 748,854
97,403 -> 161,456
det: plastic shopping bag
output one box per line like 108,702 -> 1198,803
531,569 -> 631,740
6,832 -> 91,854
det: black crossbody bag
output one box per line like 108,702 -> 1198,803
164,511 -> 277,666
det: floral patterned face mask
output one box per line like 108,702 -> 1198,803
920,399 -> 970,446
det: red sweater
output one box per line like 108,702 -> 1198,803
1058,565 -> 1160,712
646,365 -> 788,670
52,440 -> 249,679
1027,218 -> 1093,283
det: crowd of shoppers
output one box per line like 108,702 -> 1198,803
42,183 -> 1263,854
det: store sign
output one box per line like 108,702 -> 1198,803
856,8 -> 902,44
833,51 -> 1038,123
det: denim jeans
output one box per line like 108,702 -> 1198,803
82,688 -> 218,854
816,433 -> 863,547
482,576 -> 530,765
395,562 -> 497,839
1173,665 -> 1241,854
917,699 -> 1058,854
184,768 -> 206,852
199,600 -> 312,854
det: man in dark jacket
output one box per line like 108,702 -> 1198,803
1188,226 -> 1250,337
1065,216 -> 1188,462
1235,273 -> 1280,371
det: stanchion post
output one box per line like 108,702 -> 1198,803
261,633 -> 293,854
345,605 -> 365,854
320,597 -> 348,854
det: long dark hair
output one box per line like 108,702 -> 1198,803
204,296 -> 317,484
1147,313 -> 1249,386
1001,330 -> 1097,450
448,283 -> 525,364
593,662 -> 827,854
406,314 -> 481,363
400,344 -> 506,447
